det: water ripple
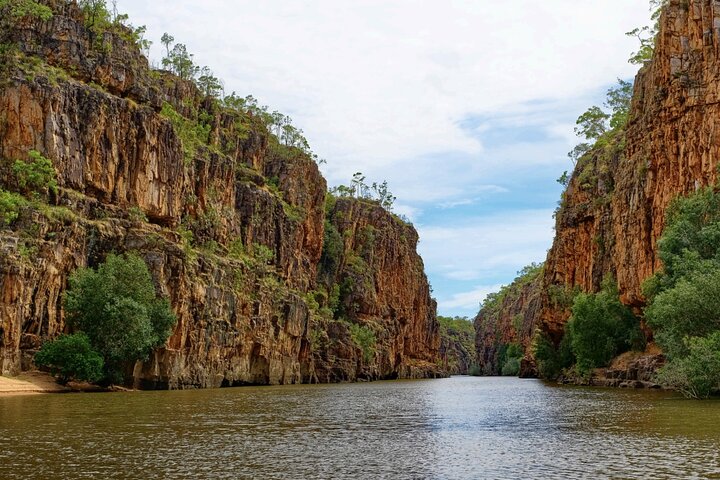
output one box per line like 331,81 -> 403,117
1,377 -> 719,479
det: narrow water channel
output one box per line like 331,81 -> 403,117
1,376 -> 718,479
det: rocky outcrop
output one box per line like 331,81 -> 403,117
558,347 -> 666,389
528,0 -> 720,376
311,198 -> 441,381
474,265 -> 543,375
0,1 -> 440,387
437,317 -> 476,375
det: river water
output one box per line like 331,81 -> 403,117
1,376 -> 719,479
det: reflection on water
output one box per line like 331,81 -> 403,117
1,377 -> 719,479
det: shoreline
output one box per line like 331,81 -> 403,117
0,371 -> 70,396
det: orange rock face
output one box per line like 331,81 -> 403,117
475,1 -> 720,375
474,268 -> 543,375
0,3 -> 440,386
540,0 -> 720,344
312,199 -> 441,381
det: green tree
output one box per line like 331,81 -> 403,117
626,1 -> 668,65
646,268 -> 720,360
13,150 -> 57,196
532,331 -> 573,380
78,0 -> 111,31
605,79 -> 633,130
568,280 -> 643,374
371,180 -> 396,210
349,323 -> 376,363
0,0 -> 52,20
64,253 -> 177,383
643,185 -> 720,397
197,66 -> 223,98
655,332 -> 720,399
499,343 -> 523,376
162,43 -> 198,80
34,333 -> 104,385
644,186 -> 720,299
574,106 -> 609,141
160,32 -> 174,57
319,219 -> 343,280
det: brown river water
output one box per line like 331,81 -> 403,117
1,376 -> 719,479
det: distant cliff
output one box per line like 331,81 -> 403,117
474,265 -> 542,376
0,0 -> 441,387
477,0 -> 720,378
438,316 -> 475,375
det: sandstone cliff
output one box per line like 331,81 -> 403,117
474,264 -> 543,376
541,0 -> 720,332
311,197 -> 440,381
437,317 -> 476,375
0,1 -> 440,387
496,0 -> 720,375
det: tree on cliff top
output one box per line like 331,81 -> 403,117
626,0 -> 669,65
0,0 -> 51,21
64,253 -> 177,383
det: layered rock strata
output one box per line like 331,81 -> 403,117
0,1 -> 441,387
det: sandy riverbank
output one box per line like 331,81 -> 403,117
0,372 -> 70,396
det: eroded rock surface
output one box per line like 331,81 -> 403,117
0,2 -> 441,387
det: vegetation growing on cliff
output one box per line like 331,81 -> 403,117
475,263 -> 543,375
532,332 -> 573,380
157,31 -> 323,165
643,185 -> 720,397
626,0 -> 669,65
567,279 -> 644,375
349,324 -> 376,363
59,253 -> 177,383
0,0 -> 441,387
0,0 -> 51,21
330,172 -> 397,212
533,279 -> 643,378
438,316 -> 476,374
0,150 -> 57,225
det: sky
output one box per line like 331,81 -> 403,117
118,0 -> 654,319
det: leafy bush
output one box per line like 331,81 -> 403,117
532,331 -> 574,380
349,323 -> 376,363
567,280 -> 643,374
646,267 -> 720,359
34,333 -> 104,385
643,185 -> 720,397
64,253 -> 177,383
644,186 -> 720,300
501,357 -> 521,376
655,332 -> 720,399
467,364 -> 482,376
160,102 -> 211,164
0,189 -> 25,225
252,243 -> 275,265
13,150 -> 57,196
0,0 -> 52,20
494,342 -> 523,376
319,219 -> 343,278
128,206 -> 147,223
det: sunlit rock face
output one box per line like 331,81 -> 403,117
474,1 -> 720,376
0,1 -> 440,386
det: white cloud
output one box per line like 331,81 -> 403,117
119,0 -> 651,185
418,210 -> 555,282
115,1 -> 653,316
439,284 -> 505,312
392,203 -> 421,223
